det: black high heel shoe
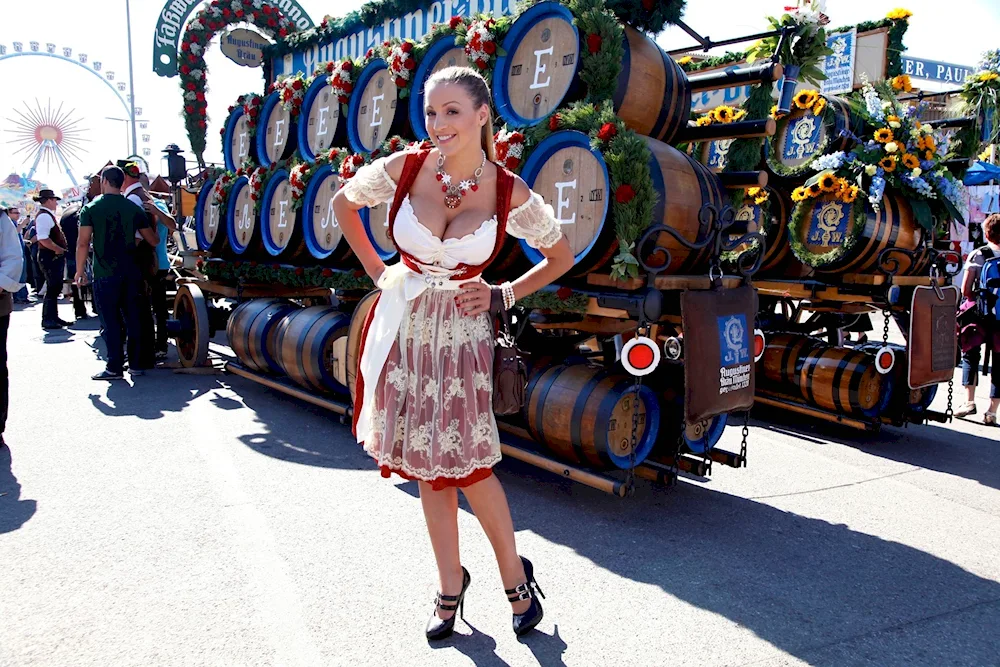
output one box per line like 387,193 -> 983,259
425,567 -> 471,641
506,556 -> 545,636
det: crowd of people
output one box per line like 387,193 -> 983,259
1,159 -> 177,381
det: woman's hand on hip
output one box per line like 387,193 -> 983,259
456,281 -> 491,317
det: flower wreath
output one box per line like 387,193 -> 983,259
288,147 -> 351,212
494,127 -> 527,171
178,0 -> 298,165
787,193 -> 869,268
522,101 -> 654,280
720,187 -> 772,268
766,89 -> 836,177
338,135 -> 433,182
272,74 -> 308,117
248,161 -> 287,219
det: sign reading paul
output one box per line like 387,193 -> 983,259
153,0 -> 314,77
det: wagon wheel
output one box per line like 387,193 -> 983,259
173,283 -> 210,368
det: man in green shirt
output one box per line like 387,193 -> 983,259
74,166 -> 159,381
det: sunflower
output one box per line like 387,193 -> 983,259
733,108 -> 748,122
886,8 -> 913,20
901,153 -> 920,169
924,149 -> 935,161
874,128 -> 894,143
978,71 -> 999,82
842,185 -> 860,203
812,97 -> 827,115
807,182 -> 823,196
879,155 -> 898,172
886,115 -> 900,123
791,186 -> 808,202
891,75 -> 914,92
836,177 -> 851,196
677,56 -> 693,65
696,115 -> 713,127
713,106 -> 734,123
923,136 -> 936,151
818,171 -> 838,192
793,90 -> 819,110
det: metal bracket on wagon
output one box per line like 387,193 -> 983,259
636,202 -> 765,284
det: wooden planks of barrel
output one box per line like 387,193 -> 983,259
276,307 -> 352,395
724,184 -> 814,278
195,177 -> 229,256
298,76 -> 348,161
788,191 -> 930,275
256,90 -> 299,169
508,130 -> 725,278
225,175 -> 264,259
347,54 -> 415,154
757,333 -> 894,418
259,168 -> 309,263
223,104 -> 259,171
492,2 -> 690,142
301,163 -> 356,265
227,299 -> 300,374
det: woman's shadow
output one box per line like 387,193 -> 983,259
0,446 -> 37,534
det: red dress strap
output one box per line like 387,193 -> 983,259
451,165 -> 516,280
388,149 -> 432,236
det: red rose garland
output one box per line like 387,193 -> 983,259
328,59 -> 355,104
178,0 -> 298,165
494,127 -> 526,171
273,75 -> 308,118
464,18 -> 499,73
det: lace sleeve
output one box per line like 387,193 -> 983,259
340,157 -> 398,207
505,191 -> 563,249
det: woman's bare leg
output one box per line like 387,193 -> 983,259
462,474 -> 531,614
419,482 -> 464,620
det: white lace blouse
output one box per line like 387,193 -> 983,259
341,155 -> 563,268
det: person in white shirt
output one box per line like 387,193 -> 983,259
0,204 -> 25,447
32,189 -> 70,330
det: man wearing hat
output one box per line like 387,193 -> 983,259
0,203 -> 25,447
119,160 -> 159,370
33,189 -> 70,330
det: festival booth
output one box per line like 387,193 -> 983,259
164,0 -> 995,495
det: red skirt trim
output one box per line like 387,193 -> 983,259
378,463 -> 494,490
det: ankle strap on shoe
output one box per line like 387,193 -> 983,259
435,592 -> 460,611
505,582 -> 534,602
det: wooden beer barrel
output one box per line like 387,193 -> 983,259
493,2 -> 690,141
759,333 -> 893,418
724,184 -> 812,278
517,131 -> 723,276
346,59 -> 412,154
524,363 -> 660,470
256,91 -> 298,168
345,290 -> 381,404
227,298 -> 298,374
767,95 -> 862,176
643,136 -> 725,274
223,106 -> 257,171
360,201 -> 397,261
409,34 -> 471,140
682,414 -> 728,455
260,169 -> 307,260
276,307 -> 351,394
302,164 -> 354,263
298,76 -> 347,161
856,342 -> 938,418
225,176 -> 262,257
789,191 -> 928,274
195,179 -> 227,254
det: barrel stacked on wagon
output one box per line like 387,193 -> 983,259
174,0 -> 970,491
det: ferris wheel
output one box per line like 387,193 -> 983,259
6,99 -> 88,185
0,39 -> 158,180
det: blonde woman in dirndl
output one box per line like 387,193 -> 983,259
333,66 -> 573,640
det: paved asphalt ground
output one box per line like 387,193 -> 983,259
2,296 -> 1000,667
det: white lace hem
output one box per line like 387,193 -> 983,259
364,445 -> 502,481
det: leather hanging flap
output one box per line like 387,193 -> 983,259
908,285 -> 959,389
681,285 -> 758,424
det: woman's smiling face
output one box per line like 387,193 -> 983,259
424,81 -> 488,157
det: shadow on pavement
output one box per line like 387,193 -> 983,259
226,377 -> 370,471
494,457 -> 1000,665
87,370 -> 218,420
757,406 -> 1000,491
0,446 -> 37,534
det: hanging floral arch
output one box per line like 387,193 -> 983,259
178,0 -> 300,166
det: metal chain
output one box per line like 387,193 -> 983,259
946,378 -> 954,421
882,308 -> 890,345
740,408 -> 750,467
